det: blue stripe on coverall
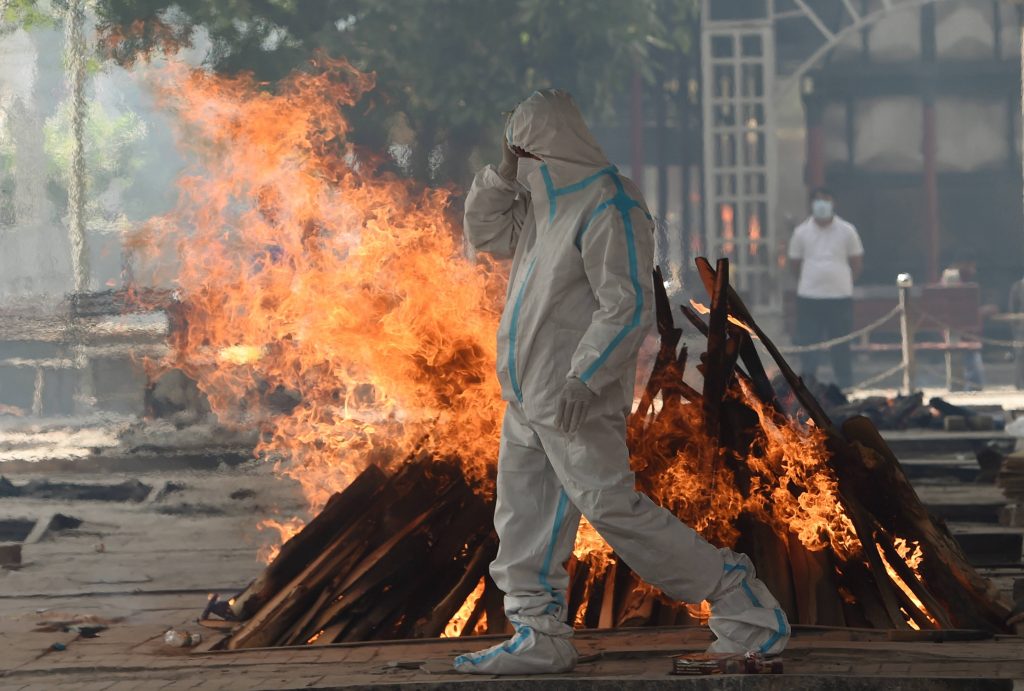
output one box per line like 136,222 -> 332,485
534,163 -> 648,387
722,562 -> 790,654
507,257 -> 538,403
578,172 -> 645,385
454,624 -> 533,666
538,488 -> 571,613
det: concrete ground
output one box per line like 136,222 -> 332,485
0,416 -> 1022,689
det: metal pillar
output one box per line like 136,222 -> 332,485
701,1 -> 777,308
65,0 -> 89,294
805,97 -> 826,189
898,273 -> 916,394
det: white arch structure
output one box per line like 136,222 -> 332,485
700,0 -> 949,309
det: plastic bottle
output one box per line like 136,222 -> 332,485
163,629 -> 202,647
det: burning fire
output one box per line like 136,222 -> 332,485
442,577 -> 487,638
130,55 -> 933,634
129,58 -> 507,537
689,300 -> 757,337
876,536 -> 936,629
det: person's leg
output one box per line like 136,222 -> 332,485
827,297 -> 853,389
454,401 -> 580,674
532,397 -> 789,655
796,297 -> 823,381
963,349 -> 984,391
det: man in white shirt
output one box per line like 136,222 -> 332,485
787,187 -> 864,389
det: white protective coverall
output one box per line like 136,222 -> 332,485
454,90 -> 789,675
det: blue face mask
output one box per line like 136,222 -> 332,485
811,199 -> 833,221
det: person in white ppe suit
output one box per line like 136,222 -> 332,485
454,89 -> 789,675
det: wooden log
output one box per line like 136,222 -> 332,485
838,560 -> 900,629
582,566 -> 607,629
733,329 -> 778,407
566,558 -> 592,627
460,584 -> 488,637
737,518 -> 797,623
396,490 -> 495,638
616,580 -> 656,628
278,578 -> 337,646
680,304 -> 709,337
225,500 -> 386,649
597,561 -> 618,629
352,576 -> 425,641
231,464 -> 387,619
311,619 -> 348,646
785,533 -> 846,627
693,256 -> 838,438
841,416 -> 1012,631
873,524 -> 953,629
702,257 -> 731,437
413,535 -> 498,638
227,458 -> 455,649
482,574 -> 509,634
296,484 -> 466,640
632,268 -> 686,430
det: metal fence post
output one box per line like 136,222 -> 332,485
898,273 -> 915,393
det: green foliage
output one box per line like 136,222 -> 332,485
2,0 -> 57,32
92,0 -> 699,184
44,99 -> 147,185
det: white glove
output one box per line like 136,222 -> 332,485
555,377 -> 597,435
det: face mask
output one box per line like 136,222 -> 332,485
516,158 -> 539,191
811,199 -> 833,221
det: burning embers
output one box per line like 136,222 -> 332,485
130,57 -> 1012,645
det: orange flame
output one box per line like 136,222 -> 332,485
442,577 -> 486,637
688,299 -> 758,337
876,536 -> 935,629
130,58 -> 506,532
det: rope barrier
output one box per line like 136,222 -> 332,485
849,361 -> 906,390
779,304 -> 903,354
913,309 -> 1024,349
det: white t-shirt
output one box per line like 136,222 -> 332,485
787,215 -> 864,299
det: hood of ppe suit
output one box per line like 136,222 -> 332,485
506,90 -> 610,188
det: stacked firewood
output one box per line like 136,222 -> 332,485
998,451 -> 1024,501
203,258 -> 1013,649
823,392 -> 998,432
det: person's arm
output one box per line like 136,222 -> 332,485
849,255 -> 863,281
463,167 -> 528,259
787,227 -> 803,278
847,225 -> 865,283
568,198 -> 655,394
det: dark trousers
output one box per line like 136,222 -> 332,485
796,296 -> 853,389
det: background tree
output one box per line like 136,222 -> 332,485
93,0 -> 699,185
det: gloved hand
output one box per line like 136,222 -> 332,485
498,119 -> 518,181
555,377 -> 597,435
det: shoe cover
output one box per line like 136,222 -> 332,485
707,554 -> 790,655
453,623 -> 578,675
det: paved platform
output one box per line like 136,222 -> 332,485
2,617 -> 1024,689
0,423 -> 1022,689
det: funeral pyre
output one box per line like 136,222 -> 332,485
125,58 -> 1013,648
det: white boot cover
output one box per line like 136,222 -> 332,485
453,620 -> 578,675
707,551 -> 791,655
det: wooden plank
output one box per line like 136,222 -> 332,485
413,535 -> 498,637
231,464 -> 388,619
597,561 -> 618,629
842,416 -> 1012,631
